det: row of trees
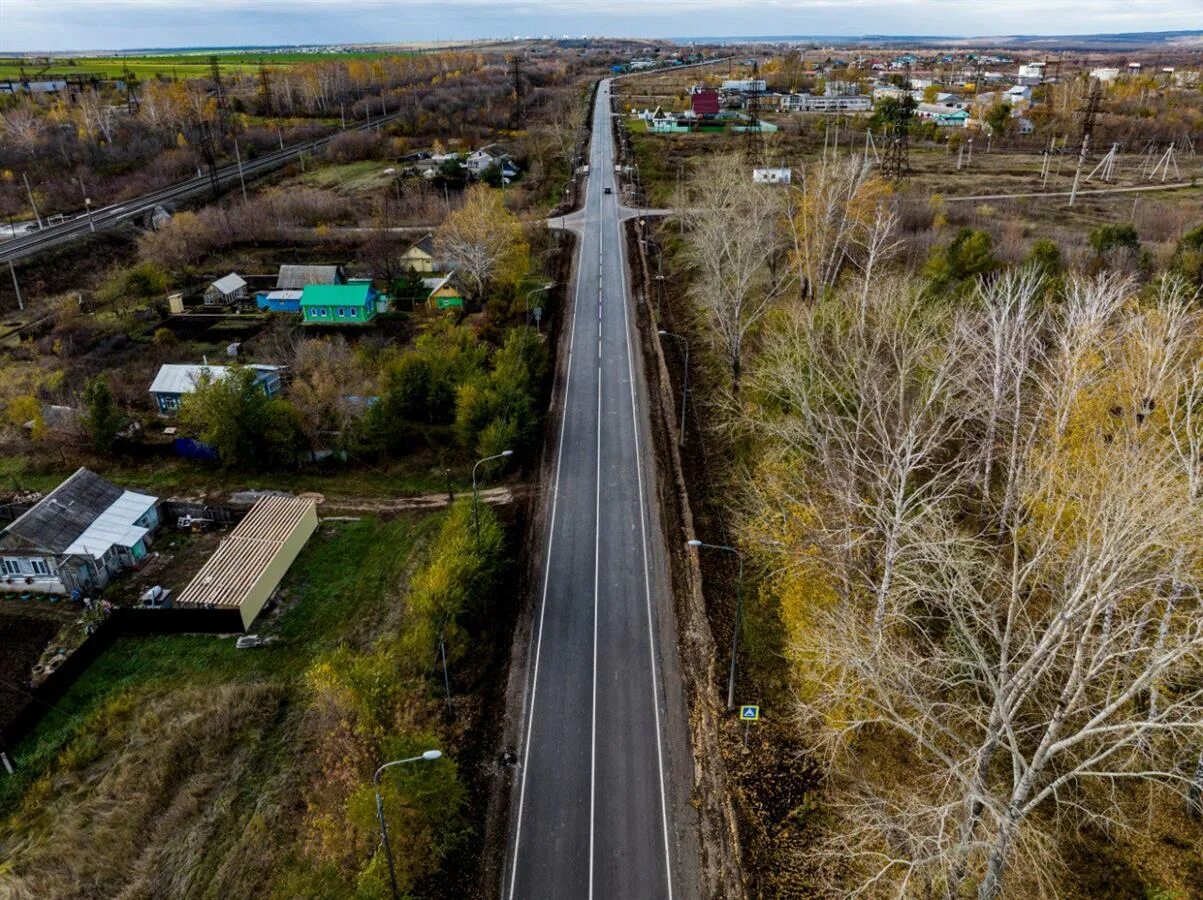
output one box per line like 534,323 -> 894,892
150,321 -> 548,471
743,266 -> 1203,897
678,148 -> 1203,894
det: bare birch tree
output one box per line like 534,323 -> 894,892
744,270 -> 1203,898
682,153 -> 793,398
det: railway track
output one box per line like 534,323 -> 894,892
0,109 -> 407,265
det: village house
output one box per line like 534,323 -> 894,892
0,468 -> 160,595
300,283 -> 382,325
916,104 -> 970,127
204,272 -> 248,306
690,88 -> 720,119
401,234 -> 442,274
779,93 -> 872,113
465,144 -> 514,178
752,167 -> 792,185
421,273 -> 466,309
276,264 -> 345,291
149,363 -> 282,414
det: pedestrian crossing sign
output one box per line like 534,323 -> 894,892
740,705 -> 760,721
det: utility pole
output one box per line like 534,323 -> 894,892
22,173 -> 42,230
234,139 -> 248,202
9,260 -> 24,311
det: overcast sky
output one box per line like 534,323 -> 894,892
3,0 -> 1203,52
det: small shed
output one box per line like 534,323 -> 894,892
204,273 -> 248,306
256,289 -> 304,313
276,264 -> 345,291
422,274 -> 465,310
175,495 -> 318,630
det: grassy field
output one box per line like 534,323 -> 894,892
0,448 -> 476,502
0,50 -> 418,81
295,159 -> 401,195
0,511 -> 485,898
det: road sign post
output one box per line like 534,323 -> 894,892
740,704 -> 759,747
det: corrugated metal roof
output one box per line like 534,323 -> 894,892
264,290 -> 303,301
149,364 -> 279,395
691,90 -> 720,115
175,496 -> 316,610
276,265 -> 343,290
300,284 -> 373,308
64,490 -> 156,558
0,468 -> 157,555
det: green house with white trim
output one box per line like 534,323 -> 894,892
300,283 -> 379,325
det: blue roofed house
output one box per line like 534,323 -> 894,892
0,468 -> 160,595
149,363 -> 282,415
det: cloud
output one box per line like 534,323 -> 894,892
3,0 -> 1203,51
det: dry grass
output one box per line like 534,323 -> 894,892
0,683 -> 297,900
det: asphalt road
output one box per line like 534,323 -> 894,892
506,80 -> 700,899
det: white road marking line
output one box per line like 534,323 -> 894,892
589,364 -> 602,900
616,177 -> 676,900
506,139 -> 590,900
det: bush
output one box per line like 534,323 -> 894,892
81,376 -> 124,453
152,327 -> 177,346
178,366 -> 304,469
453,327 -> 548,459
1171,224 -> 1203,287
1026,238 -> 1062,278
924,227 -> 998,293
1089,223 -> 1140,256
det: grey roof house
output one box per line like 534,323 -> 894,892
0,468 -> 160,595
149,363 -> 282,414
276,264 -> 345,291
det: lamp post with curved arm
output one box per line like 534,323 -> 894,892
687,539 -> 744,710
374,749 -> 443,900
525,281 -> 554,328
473,450 -> 514,545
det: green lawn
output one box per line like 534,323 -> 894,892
293,160 -> 399,195
0,450 -> 475,501
0,50 -> 418,81
0,513 -> 440,816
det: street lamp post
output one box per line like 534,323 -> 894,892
524,282 -> 554,329
658,330 -> 689,447
473,450 -> 513,544
374,750 -> 442,900
84,198 -> 94,233
687,539 -> 744,710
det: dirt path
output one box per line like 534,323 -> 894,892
312,485 -> 528,514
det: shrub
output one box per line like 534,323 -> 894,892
178,366 -> 304,469
924,227 -> 998,293
1089,223 -> 1140,256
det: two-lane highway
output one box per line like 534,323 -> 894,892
506,80 -> 700,898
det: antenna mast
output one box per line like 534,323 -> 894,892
509,53 -> 525,129
1068,77 -> 1102,206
